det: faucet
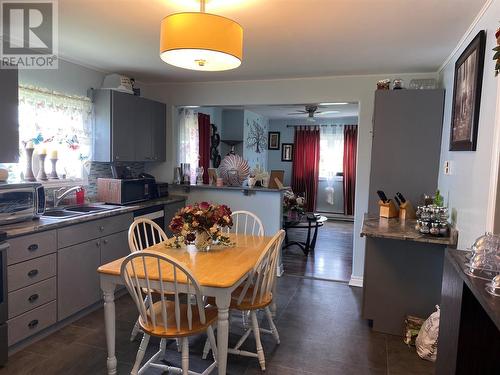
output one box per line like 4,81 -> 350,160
54,186 -> 83,207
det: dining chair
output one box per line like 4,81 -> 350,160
203,230 -> 285,370
128,218 -> 169,342
225,210 -> 265,236
121,251 -> 218,375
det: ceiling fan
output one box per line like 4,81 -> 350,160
287,105 -> 322,121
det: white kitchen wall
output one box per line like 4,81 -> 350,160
437,0 -> 500,250
140,71 -> 437,286
268,116 -> 358,186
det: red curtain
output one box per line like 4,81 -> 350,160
198,113 -> 210,184
343,125 -> 357,215
292,127 -> 320,212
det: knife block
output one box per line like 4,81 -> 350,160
399,201 -> 416,220
379,200 -> 398,218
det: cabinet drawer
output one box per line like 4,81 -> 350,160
7,230 -> 57,265
7,254 -> 56,292
57,213 -> 132,248
8,277 -> 56,319
8,301 -> 56,346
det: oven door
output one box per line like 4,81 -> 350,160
0,187 -> 36,224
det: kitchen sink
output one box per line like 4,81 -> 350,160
43,210 -> 84,218
65,205 -> 113,213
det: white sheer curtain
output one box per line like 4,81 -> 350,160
178,108 -> 199,183
319,125 -> 344,178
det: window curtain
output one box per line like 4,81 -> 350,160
197,113 -> 211,184
292,127 -> 321,212
17,85 -> 93,179
343,125 -> 358,215
178,109 -> 199,183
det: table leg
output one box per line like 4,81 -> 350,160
216,293 -> 231,375
303,221 -> 312,255
101,278 -> 117,375
310,223 -> 320,251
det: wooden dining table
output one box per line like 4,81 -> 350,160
97,233 -> 275,375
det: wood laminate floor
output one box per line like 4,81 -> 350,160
283,220 -> 353,282
1,275 -> 434,375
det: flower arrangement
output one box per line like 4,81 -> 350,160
167,202 -> 234,249
283,190 -> 305,215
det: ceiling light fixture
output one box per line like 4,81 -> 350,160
319,102 -> 349,106
159,0 -> 243,71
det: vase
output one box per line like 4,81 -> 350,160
24,148 -> 36,182
195,231 -> 212,251
36,154 -> 48,181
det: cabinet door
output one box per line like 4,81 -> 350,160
57,240 -> 101,321
134,97 -> 153,161
163,201 -> 185,235
0,67 -> 19,163
100,231 -> 129,265
151,101 -> 166,162
112,91 -> 137,162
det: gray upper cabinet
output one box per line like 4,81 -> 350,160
92,89 -> 166,162
221,109 -> 244,142
0,66 -> 19,163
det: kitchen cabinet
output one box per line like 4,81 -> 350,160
163,201 -> 185,235
100,231 -> 129,265
92,89 -> 166,162
221,109 -> 244,142
58,239 -> 101,320
0,66 -> 19,163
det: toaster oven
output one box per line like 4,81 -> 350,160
0,183 -> 46,225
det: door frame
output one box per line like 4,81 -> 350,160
486,77 -> 500,233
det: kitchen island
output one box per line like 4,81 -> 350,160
361,215 -> 458,335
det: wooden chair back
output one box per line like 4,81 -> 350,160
120,251 -> 206,332
225,210 -> 265,236
236,230 -> 285,306
128,218 -> 168,252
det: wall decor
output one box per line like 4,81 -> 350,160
449,30 -> 486,151
268,131 -> 280,150
281,143 -> 294,162
246,118 -> 267,153
494,27 -> 500,76
210,124 -> 222,168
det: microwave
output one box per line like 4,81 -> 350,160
96,178 -> 157,205
0,183 -> 46,225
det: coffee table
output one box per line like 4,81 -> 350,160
282,213 -> 328,255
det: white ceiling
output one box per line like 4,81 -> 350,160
56,0 -> 487,83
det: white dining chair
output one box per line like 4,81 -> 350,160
226,230 -> 285,370
128,218 -> 169,342
225,210 -> 265,236
121,251 -> 218,375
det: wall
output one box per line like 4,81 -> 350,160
437,0 -> 500,249
243,110 -> 268,170
140,72 -> 436,285
268,116 -> 358,185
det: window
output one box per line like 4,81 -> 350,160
5,85 -> 93,181
319,125 -> 344,179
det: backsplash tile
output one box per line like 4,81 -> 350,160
86,162 -> 145,198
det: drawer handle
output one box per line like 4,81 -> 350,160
27,269 -> 39,278
99,226 -> 104,232
103,239 -> 108,245
28,294 -> 39,303
28,319 -> 39,329
28,244 -> 39,251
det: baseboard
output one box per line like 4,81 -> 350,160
349,275 -> 364,288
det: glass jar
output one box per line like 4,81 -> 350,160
430,222 -> 440,235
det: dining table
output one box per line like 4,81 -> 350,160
97,233 -> 276,375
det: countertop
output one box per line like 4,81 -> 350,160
447,249 -> 500,331
2,195 -> 186,239
360,215 -> 458,246
170,184 -> 286,193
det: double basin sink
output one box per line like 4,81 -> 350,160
43,204 -> 119,219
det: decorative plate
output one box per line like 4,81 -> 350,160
218,154 -> 250,186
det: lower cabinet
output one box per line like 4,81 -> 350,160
58,239 -> 101,321
100,230 -> 129,265
164,201 -> 185,236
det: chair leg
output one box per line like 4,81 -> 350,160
202,337 -> 211,360
176,338 -> 181,352
181,337 -> 189,375
206,325 -> 218,360
264,307 -> 280,344
250,311 -> 266,371
241,310 -> 249,328
131,333 -> 150,375
130,318 -> 141,342
160,338 -> 167,356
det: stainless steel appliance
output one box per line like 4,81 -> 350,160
0,183 -> 45,225
156,182 -> 169,198
96,178 -> 156,205
0,231 -> 8,366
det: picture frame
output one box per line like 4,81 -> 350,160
281,143 -> 293,162
449,30 -> 486,151
268,131 -> 280,150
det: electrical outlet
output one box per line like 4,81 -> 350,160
444,161 -> 451,175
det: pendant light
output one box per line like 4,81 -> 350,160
159,0 -> 243,71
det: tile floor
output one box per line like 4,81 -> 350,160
1,276 -> 434,375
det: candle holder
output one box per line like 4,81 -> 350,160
37,154 -> 48,181
48,158 -> 59,180
24,148 -> 36,182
